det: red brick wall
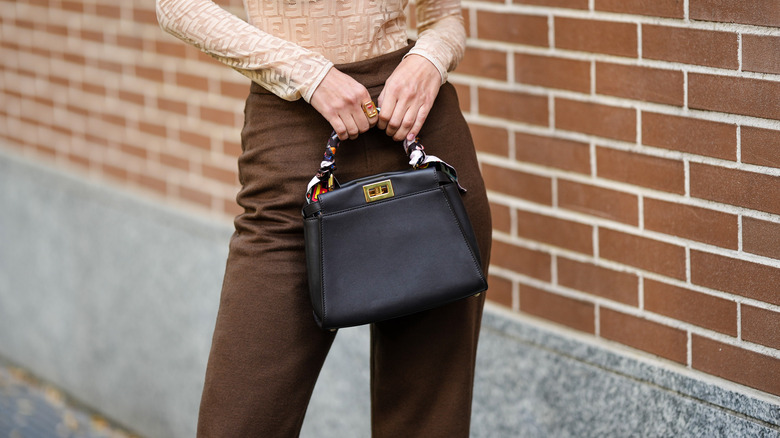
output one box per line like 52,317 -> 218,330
1,0 -> 779,396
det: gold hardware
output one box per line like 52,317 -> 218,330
363,180 -> 394,203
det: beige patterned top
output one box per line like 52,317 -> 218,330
156,0 -> 466,102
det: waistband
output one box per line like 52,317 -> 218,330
250,41 -> 415,95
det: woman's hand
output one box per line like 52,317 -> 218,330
310,67 -> 377,140
377,54 -> 442,142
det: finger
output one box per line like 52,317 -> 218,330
377,95 -> 396,131
327,115 -> 348,140
386,100 -> 412,140
392,106 -> 417,141
357,111 -> 371,133
406,105 -> 431,141
344,115 -> 360,140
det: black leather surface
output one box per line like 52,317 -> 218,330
302,168 -> 487,329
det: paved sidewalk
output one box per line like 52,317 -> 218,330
0,363 -> 139,438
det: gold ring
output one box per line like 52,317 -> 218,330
361,100 -> 378,118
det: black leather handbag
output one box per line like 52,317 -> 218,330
302,132 -> 487,330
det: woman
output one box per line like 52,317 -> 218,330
156,0 -> 491,435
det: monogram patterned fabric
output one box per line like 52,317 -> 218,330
156,0 -> 465,102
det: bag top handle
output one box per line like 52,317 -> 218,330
305,131 -> 462,203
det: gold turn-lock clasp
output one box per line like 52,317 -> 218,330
363,179 -> 394,203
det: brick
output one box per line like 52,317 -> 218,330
601,308 -> 687,364
461,7 -> 470,36
97,60 -> 124,74
642,25 -> 738,69
200,106 -> 238,126
477,12 -> 548,47
222,198 -> 244,217
138,121 -> 166,138
597,148 -> 685,194
459,47 -> 507,81
489,202 -> 512,234
102,163 -> 128,182
515,210 -> 594,254
177,72 -> 209,91
645,279 -> 737,335
178,185 -> 213,208
596,63 -> 684,106
120,143 -> 148,160
220,79 -> 251,100
81,82 -> 106,96
156,97 -> 188,116
203,164 -> 238,185
452,83 -> 471,112
481,163 -> 552,205
555,18 -> 637,58
521,286 -> 595,332
742,305 -> 780,350
514,54 -> 590,93
690,250 -> 780,305
556,99 -> 635,142
692,335 -> 780,396
13,19 -> 36,31
159,152 -> 190,171
155,41 -> 188,59
491,240 -> 552,281
135,66 -> 164,82
61,1 -> 84,12
600,228 -> 686,279
642,112 -> 736,160
479,88 -> 548,126
742,217 -> 780,260
690,0 -> 780,27
133,7 -> 158,25
515,132 -> 590,174
80,29 -> 104,43
63,53 -> 87,66
558,258 -> 638,305
45,24 -> 69,37
595,0 -> 684,18
84,132 -> 108,146
558,180 -> 639,225
690,163 -> 780,215
222,140 -> 243,159
689,74 -> 780,121
742,126 -> 780,168
102,113 -> 126,127
486,275 -> 513,308
743,35 -> 780,75
67,153 -> 90,169
470,123 -> 509,157
644,198 -> 738,248
179,131 -> 212,151
118,90 -> 145,106
117,35 -> 144,50
514,0 -> 588,9
136,173 -> 167,195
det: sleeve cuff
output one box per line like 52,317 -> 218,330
302,62 -> 334,103
405,49 -> 448,85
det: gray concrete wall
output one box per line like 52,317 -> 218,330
1,149 -> 778,437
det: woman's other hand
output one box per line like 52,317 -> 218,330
377,54 -> 442,142
310,67 -> 377,140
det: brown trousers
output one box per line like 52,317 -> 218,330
196,44 -> 492,437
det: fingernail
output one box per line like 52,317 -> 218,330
407,133 -> 416,141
